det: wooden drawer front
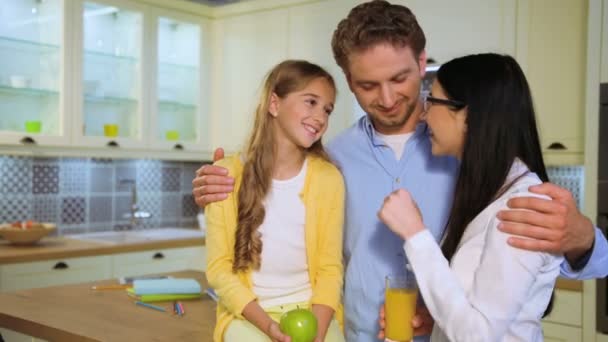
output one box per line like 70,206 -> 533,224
0,256 -> 112,292
112,247 -> 205,278
542,289 -> 582,327
542,322 -> 581,341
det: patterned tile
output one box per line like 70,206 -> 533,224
59,226 -> 88,235
91,158 -> 113,165
89,196 -> 113,223
180,217 -> 198,229
161,194 -> 181,219
161,167 -> 181,192
90,167 -> 114,193
182,162 -> 204,192
138,194 -> 161,217
33,196 -> 59,223
137,160 -> 161,192
32,165 -> 60,194
0,196 -> 32,223
61,197 -> 86,224
548,166 -> 585,209
114,195 -> 132,221
115,165 -> 136,192
181,194 -> 198,218
0,156 -> 32,194
60,159 -> 88,193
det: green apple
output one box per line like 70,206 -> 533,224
279,308 -> 318,342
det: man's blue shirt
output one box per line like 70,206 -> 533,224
327,115 -> 608,341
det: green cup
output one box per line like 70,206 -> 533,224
25,121 -> 41,133
165,130 -> 180,141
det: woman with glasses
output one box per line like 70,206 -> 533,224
377,53 -> 562,341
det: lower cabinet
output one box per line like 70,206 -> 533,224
542,289 -> 583,341
542,322 -> 582,342
112,246 -> 206,278
0,245 -> 206,342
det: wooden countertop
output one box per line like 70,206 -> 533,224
0,270 -> 215,341
0,236 -> 206,265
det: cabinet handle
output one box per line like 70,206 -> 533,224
107,140 -> 120,148
20,136 -> 37,145
53,261 -> 69,270
152,252 -> 165,259
173,144 -> 184,150
547,142 -> 567,150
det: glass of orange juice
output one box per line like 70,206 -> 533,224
385,271 -> 418,342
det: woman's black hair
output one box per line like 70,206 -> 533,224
435,53 -> 553,315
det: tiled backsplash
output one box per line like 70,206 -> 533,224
0,156 -> 209,235
547,165 -> 585,209
0,155 -> 586,236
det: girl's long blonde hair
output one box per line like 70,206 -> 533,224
233,60 -> 336,273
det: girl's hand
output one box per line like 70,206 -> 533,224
268,321 -> 291,342
378,189 -> 425,240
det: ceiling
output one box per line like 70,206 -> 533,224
185,0 -> 249,6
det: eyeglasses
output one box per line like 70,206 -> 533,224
423,95 -> 466,113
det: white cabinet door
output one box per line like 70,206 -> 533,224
518,0 -> 587,157
0,0 -> 72,146
112,246 -> 206,278
0,256 -> 112,292
209,9 -> 289,154
542,289 -> 583,327
407,0 -> 517,62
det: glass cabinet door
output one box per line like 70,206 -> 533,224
81,1 -> 142,144
154,16 -> 201,150
0,0 -> 64,144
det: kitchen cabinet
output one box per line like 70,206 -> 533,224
0,0 -> 212,158
209,8 -> 288,154
602,0 -> 608,83
541,289 -> 583,340
542,322 -> 582,342
0,0 -> 71,146
111,246 -> 206,278
517,0 -> 587,164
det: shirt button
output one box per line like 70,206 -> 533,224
395,177 -> 400,184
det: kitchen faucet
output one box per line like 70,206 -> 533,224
119,179 -> 151,229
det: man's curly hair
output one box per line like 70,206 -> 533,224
331,0 -> 426,74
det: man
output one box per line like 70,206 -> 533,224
193,1 -> 608,341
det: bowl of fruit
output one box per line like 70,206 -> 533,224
0,221 -> 56,245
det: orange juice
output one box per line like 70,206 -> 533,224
385,287 -> 418,341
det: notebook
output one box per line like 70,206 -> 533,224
132,278 -> 201,295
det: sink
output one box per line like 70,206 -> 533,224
67,228 -> 204,244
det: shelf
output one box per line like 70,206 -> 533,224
158,100 -> 196,111
0,36 -> 60,54
0,85 -> 59,97
159,62 -> 198,73
84,50 -> 138,64
85,95 -> 137,105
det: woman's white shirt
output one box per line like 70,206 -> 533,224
404,160 -> 563,341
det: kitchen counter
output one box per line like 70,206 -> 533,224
0,234 -> 206,265
0,270 -> 215,341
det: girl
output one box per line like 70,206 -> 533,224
205,60 -> 345,342
378,53 -> 563,341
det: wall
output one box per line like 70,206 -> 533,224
0,156 -> 207,235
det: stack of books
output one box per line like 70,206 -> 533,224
127,278 -> 202,303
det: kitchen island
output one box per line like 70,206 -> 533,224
0,270 -> 215,341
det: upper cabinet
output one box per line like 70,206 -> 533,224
73,0 -> 145,149
517,0 -> 587,163
209,9 -> 288,153
0,0 -> 69,146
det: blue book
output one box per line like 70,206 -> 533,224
133,278 -> 201,295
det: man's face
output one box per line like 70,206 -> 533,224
346,44 -> 426,135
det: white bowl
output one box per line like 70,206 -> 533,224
10,75 -> 30,89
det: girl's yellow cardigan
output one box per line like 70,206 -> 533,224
205,154 -> 345,342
